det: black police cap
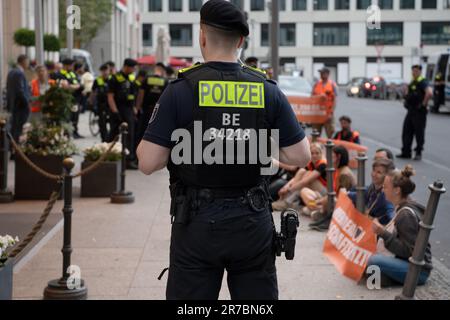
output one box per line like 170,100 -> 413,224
200,0 -> 249,37
62,58 -> 74,65
123,58 -> 138,67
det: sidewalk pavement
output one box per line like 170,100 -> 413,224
3,113 -> 450,300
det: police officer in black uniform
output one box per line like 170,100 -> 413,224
432,72 -> 445,113
397,65 -> 433,161
52,58 -> 83,138
136,0 -> 311,300
89,63 -> 111,142
136,62 -> 168,148
107,58 -> 138,169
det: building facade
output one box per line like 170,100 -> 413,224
85,0 -> 144,72
141,0 -> 450,84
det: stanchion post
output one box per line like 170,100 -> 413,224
0,119 -> 13,203
111,123 -> 135,204
356,152 -> 367,213
396,181 -> 446,300
44,158 -> 87,300
311,129 -> 320,143
325,140 -> 336,216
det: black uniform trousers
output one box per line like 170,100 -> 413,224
109,107 -> 136,160
401,109 -> 427,156
97,102 -> 110,143
136,106 -> 153,149
166,198 -> 278,300
10,106 -> 30,143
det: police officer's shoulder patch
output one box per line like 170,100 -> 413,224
149,103 -> 160,125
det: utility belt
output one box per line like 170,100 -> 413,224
169,181 -> 271,225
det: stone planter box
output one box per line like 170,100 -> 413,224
0,259 -> 13,300
15,154 -> 64,200
81,160 -> 120,197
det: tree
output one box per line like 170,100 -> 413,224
44,34 -> 61,52
59,0 -> 113,48
13,28 -> 35,48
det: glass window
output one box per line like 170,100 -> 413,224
189,0 -> 203,11
367,22 -> 403,45
261,24 -> 269,46
357,0 -> 371,9
314,0 -> 328,10
422,0 -> 437,9
400,0 -> 415,9
422,22 -> 450,45
313,23 -> 349,45
169,0 -> 182,11
293,0 -> 307,10
280,23 -> 296,46
148,0 -> 162,11
280,0 -> 286,10
251,0 -> 265,10
142,24 -> 152,47
335,0 -> 349,9
378,0 -> 393,9
230,0 -> 243,9
170,24 -> 193,46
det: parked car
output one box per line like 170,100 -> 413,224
346,77 -> 368,97
278,75 -> 312,97
385,78 -> 407,100
368,76 -> 387,99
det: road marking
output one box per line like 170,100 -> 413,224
362,135 -> 450,175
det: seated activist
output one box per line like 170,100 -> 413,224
374,147 -> 394,162
268,159 -> 299,201
272,142 -> 327,211
306,146 -> 356,229
346,158 -> 395,225
333,115 -> 360,144
367,165 -> 432,287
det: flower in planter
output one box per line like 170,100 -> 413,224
83,142 -> 129,162
0,235 -> 19,266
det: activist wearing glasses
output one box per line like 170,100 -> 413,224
367,165 -> 432,286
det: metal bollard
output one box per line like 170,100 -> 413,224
0,119 -> 13,203
311,129 -> 320,143
44,158 -> 88,300
396,181 -> 446,300
356,152 -> 368,213
110,123 -> 135,204
325,140 -> 336,216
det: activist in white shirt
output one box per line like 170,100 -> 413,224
367,165 -> 432,287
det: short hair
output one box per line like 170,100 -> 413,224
17,54 -> 28,64
201,23 -> 242,52
333,145 -> 349,168
372,158 -> 395,172
99,64 -> 109,71
155,62 -> 166,69
245,56 -> 258,66
106,61 -> 116,68
165,66 -> 175,76
412,64 -> 422,71
339,115 -> 352,123
375,148 -> 394,161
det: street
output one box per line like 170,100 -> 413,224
332,91 -> 450,269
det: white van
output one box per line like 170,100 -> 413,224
60,48 -> 95,76
426,49 -> 450,112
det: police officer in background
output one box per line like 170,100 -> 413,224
53,58 -> 83,138
135,62 -> 168,149
137,0 -> 310,300
397,65 -> 433,161
89,64 -> 111,142
107,58 -> 138,169
431,71 -> 445,113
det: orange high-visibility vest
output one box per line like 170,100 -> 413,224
313,80 -> 336,111
336,130 -> 360,144
306,159 -> 328,187
30,79 -> 56,112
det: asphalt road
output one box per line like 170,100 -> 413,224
325,91 -> 450,269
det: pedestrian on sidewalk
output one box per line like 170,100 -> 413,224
311,68 -> 337,139
137,0 -> 311,300
397,65 -> 433,161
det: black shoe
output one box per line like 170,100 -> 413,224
73,132 -> 85,139
413,153 -> 422,161
126,161 -> 138,170
396,153 -> 411,159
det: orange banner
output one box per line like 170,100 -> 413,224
316,137 -> 368,169
288,95 -> 330,124
323,193 -> 377,281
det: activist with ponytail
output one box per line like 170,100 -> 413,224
367,165 -> 432,286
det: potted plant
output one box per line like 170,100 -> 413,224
0,235 -> 19,300
81,142 -> 123,197
14,122 -> 78,200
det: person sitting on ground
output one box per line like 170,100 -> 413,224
374,147 -> 394,161
268,159 -> 299,201
333,115 -> 360,144
308,145 -> 356,230
272,143 -> 327,211
367,165 -> 432,287
346,158 -> 395,225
